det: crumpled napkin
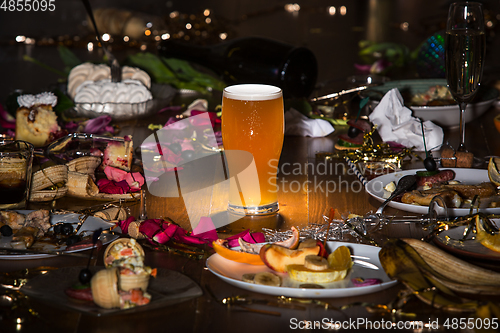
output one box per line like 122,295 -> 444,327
285,108 -> 335,137
369,88 -> 444,151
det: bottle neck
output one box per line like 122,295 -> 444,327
158,39 -> 225,74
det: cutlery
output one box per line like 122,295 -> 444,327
375,175 -> 416,216
310,85 -> 371,102
0,248 -> 95,258
81,0 -> 121,82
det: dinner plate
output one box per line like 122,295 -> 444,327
365,168 -> 500,216
206,241 -> 397,298
433,221 -> 500,261
20,266 -> 202,316
0,211 -> 119,259
365,79 -> 498,127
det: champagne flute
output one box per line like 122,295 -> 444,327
445,1 -> 486,152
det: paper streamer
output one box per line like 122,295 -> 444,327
345,157 -> 368,186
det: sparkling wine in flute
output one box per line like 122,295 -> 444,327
445,29 -> 486,103
445,1 -> 485,152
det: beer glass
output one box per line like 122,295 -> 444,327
222,84 -> 284,215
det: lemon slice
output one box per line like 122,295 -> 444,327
327,245 -> 353,270
487,157 -> 500,187
475,215 -> 500,253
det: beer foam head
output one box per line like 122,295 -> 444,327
223,84 -> 282,101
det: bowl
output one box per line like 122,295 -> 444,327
364,79 -> 498,127
73,83 -> 177,121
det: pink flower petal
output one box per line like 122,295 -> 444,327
84,115 -> 112,134
180,140 -> 194,151
97,178 -> 125,194
191,217 -> 218,243
241,232 -> 265,244
115,216 -> 135,234
351,277 -> 382,287
104,166 -> 128,182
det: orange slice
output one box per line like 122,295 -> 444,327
494,114 -> 500,134
327,245 -> 353,270
475,215 -> 500,253
212,239 -> 265,265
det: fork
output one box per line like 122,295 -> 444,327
81,0 -> 121,82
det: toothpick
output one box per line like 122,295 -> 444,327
323,208 -> 335,247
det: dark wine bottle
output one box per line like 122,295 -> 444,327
158,37 -> 318,98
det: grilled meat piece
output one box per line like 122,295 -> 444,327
11,226 -> 38,249
0,211 -> 26,230
25,209 -> 51,237
401,189 -> 462,208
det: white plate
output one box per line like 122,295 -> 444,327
206,242 -> 397,298
365,168 -> 500,216
0,211 -> 119,259
366,79 -> 498,127
434,222 -> 500,261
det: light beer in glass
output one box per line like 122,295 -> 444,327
222,84 -> 284,215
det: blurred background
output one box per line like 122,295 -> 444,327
1,0 -> 500,103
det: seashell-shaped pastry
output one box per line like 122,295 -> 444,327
91,268 -> 121,309
31,165 -> 68,192
118,268 -> 150,292
66,156 -> 101,175
103,238 -> 145,267
29,186 -> 68,202
66,171 -> 99,197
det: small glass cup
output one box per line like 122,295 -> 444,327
0,140 -> 34,209
221,84 -> 284,215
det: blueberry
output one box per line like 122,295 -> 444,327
65,234 -> 81,246
347,126 -> 361,138
169,142 -> 182,154
61,223 -> 74,236
181,149 -> 194,160
424,156 -> 437,172
79,268 -> 92,285
0,225 -> 13,237
53,224 -> 62,234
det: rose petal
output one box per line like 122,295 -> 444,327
84,115 -> 112,134
97,179 -> 125,194
104,166 -> 128,182
351,277 -> 382,287
191,217 -> 218,243
115,216 -> 135,234
241,232 -> 265,244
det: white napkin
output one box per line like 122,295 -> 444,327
285,108 -> 335,137
369,88 -> 444,151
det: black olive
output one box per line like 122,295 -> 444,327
61,223 -> 74,236
181,149 -> 194,160
424,156 -> 437,172
169,142 -> 182,154
347,126 -> 361,138
79,268 -> 92,285
65,234 -> 81,246
0,225 -> 13,237
53,224 -> 62,234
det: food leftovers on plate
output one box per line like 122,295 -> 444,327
0,209 -> 109,252
66,238 -> 157,310
410,85 -> 455,106
213,228 -> 360,289
383,169 -> 500,209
